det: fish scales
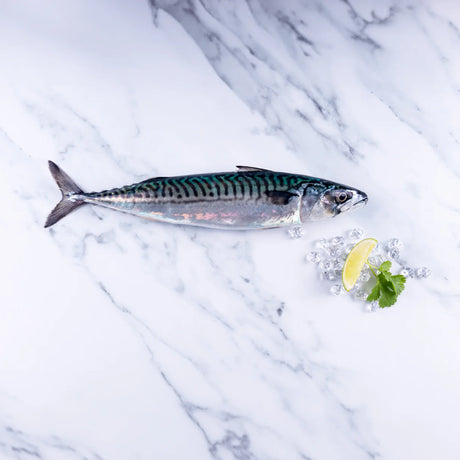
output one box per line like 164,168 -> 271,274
44,163 -> 368,229
92,173 -> 298,203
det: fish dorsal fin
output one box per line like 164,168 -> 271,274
236,165 -> 273,172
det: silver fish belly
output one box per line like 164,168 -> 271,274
44,163 -> 368,229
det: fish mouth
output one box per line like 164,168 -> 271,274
338,192 -> 368,213
354,195 -> 368,208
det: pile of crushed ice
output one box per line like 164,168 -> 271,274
288,226 -> 431,311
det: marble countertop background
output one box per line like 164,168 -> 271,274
1,0 -> 459,459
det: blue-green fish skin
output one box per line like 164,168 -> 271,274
44,162 -> 367,229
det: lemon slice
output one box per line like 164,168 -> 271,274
342,238 -> 377,291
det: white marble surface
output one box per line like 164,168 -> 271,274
1,0 -> 460,459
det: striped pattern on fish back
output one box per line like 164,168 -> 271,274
88,172 -> 311,203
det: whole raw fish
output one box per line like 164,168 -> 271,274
45,161 -> 367,229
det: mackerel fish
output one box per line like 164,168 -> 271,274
45,162 -> 368,229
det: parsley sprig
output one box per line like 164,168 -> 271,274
366,260 -> 406,308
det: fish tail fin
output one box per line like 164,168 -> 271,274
44,160 -> 86,228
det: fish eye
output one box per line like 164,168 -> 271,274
336,192 -> 348,204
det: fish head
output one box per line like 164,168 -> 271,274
300,181 -> 368,222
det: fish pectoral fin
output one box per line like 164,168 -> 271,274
236,165 -> 273,172
265,190 -> 298,205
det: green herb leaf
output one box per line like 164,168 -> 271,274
366,283 -> 380,302
378,273 -> 397,308
380,260 -> 392,273
391,274 -> 406,296
365,260 -> 407,308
